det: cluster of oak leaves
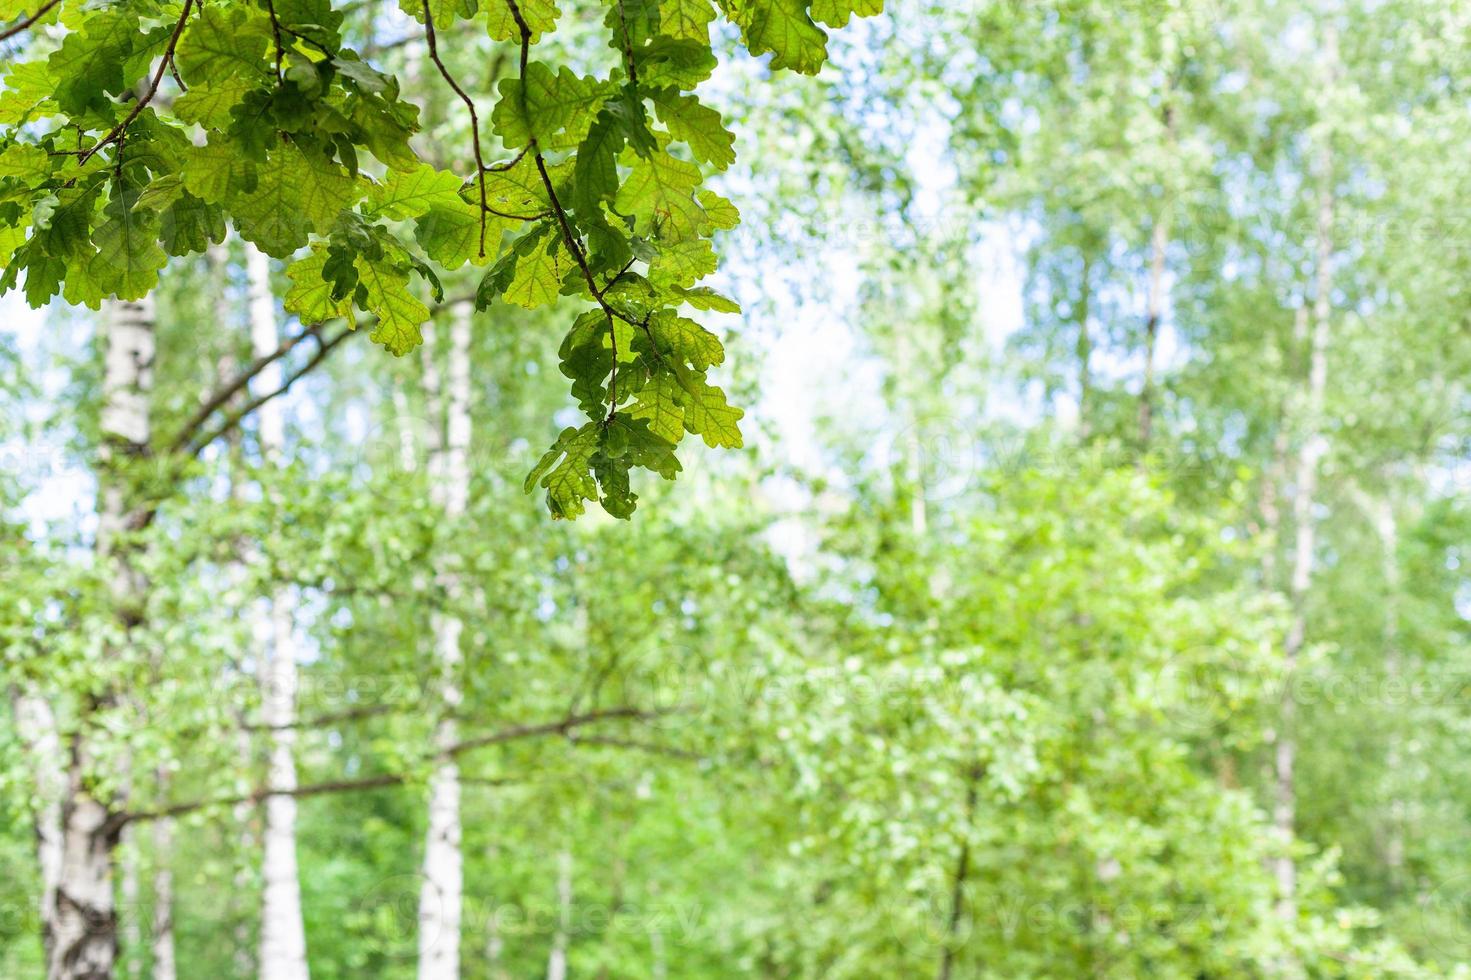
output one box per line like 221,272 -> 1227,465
0,0 -> 882,516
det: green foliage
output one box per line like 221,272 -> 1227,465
0,0 -> 882,517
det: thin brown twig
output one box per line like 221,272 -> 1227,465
170,325 -> 322,454
120,705 -> 673,825
0,0 -> 60,42
505,0 -> 643,421
186,325 -> 357,457
78,0 -> 196,165
421,0 -> 491,257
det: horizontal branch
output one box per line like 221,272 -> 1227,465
185,324 -> 357,458
169,325 -> 322,454
120,705 -> 672,825
565,733 -> 704,761
445,705 -> 669,756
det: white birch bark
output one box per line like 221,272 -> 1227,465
47,296 -> 156,980
14,691 -> 65,966
1273,55 -> 1336,919
149,777 -> 176,980
545,849 -> 573,980
418,304 -> 472,980
248,247 -> 311,980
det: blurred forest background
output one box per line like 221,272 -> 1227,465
4,0 -> 1471,976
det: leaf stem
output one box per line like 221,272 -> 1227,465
79,0 -> 196,165
422,0 -> 491,257
0,0 -> 61,42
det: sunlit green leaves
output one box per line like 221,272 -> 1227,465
614,150 -> 709,241
478,222 -> 563,309
485,0 -> 559,41
492,63 -> 609,149
0,0 -> 884,518
89,193 -> 167,300
233,147 -> 357,256
647,309 -> 723,370
722,0 -> 828,74
356,253 -> 429,355
46,8 -> 146,114
366,165 -> 466,220
660,0 -> 716,40
284,246 -> 355,324
525,422 -> 602,519
650,89 -> 736,169
175,6 -> 271,86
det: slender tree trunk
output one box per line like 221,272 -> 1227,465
13,690 -> 65,965
1274,87 -> 1335,921
418,303 -> 472,980
937,768 -> 980,980
47,296 -> 156,980
1137,213 -> 1169,449
1354,488 -> 1405,879
149,776 -> 176,980
648,927 -> 666,980
248,247 -> 312,980
1137,102 -> 1176,450
119,787 -> 140,976
545,849 -> 573,980
1075,253 -> 1093,439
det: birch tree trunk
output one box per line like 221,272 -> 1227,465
418,303 -> 472,980
1137,99 -> 1175,450
119,782 -> 139,975
1075,253 -> 1093,440
15,690 -> 65,966
1273,72 -> 1336,920
248,247 -> 311,980
1137,211 -> 1169,449
1353,487 -> 1405,879
545,849 -> 573,980
149,779 -> 176,980
46,296 -> 156,980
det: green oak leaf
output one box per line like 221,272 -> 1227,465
175,6 -> 271,86
673,366 -> 743,447
647,309 -> 724,370
659,0 -> 716,40
89,194 -> 168,300
233,147 -> 357,257
614,150 -> 708,242
492,63 -> 608,150
174,78 -> 257,128
355,253 -> 428,355
367,165 -> 467,219
415,198 -> 510,269
725,0 -> 829,74
629,368 -> 686,443
285,246 -> 356,323
525,422 -> 601,519
649,89 -> 735,170
810,0 -> 883,28
486,0 -> 558,41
